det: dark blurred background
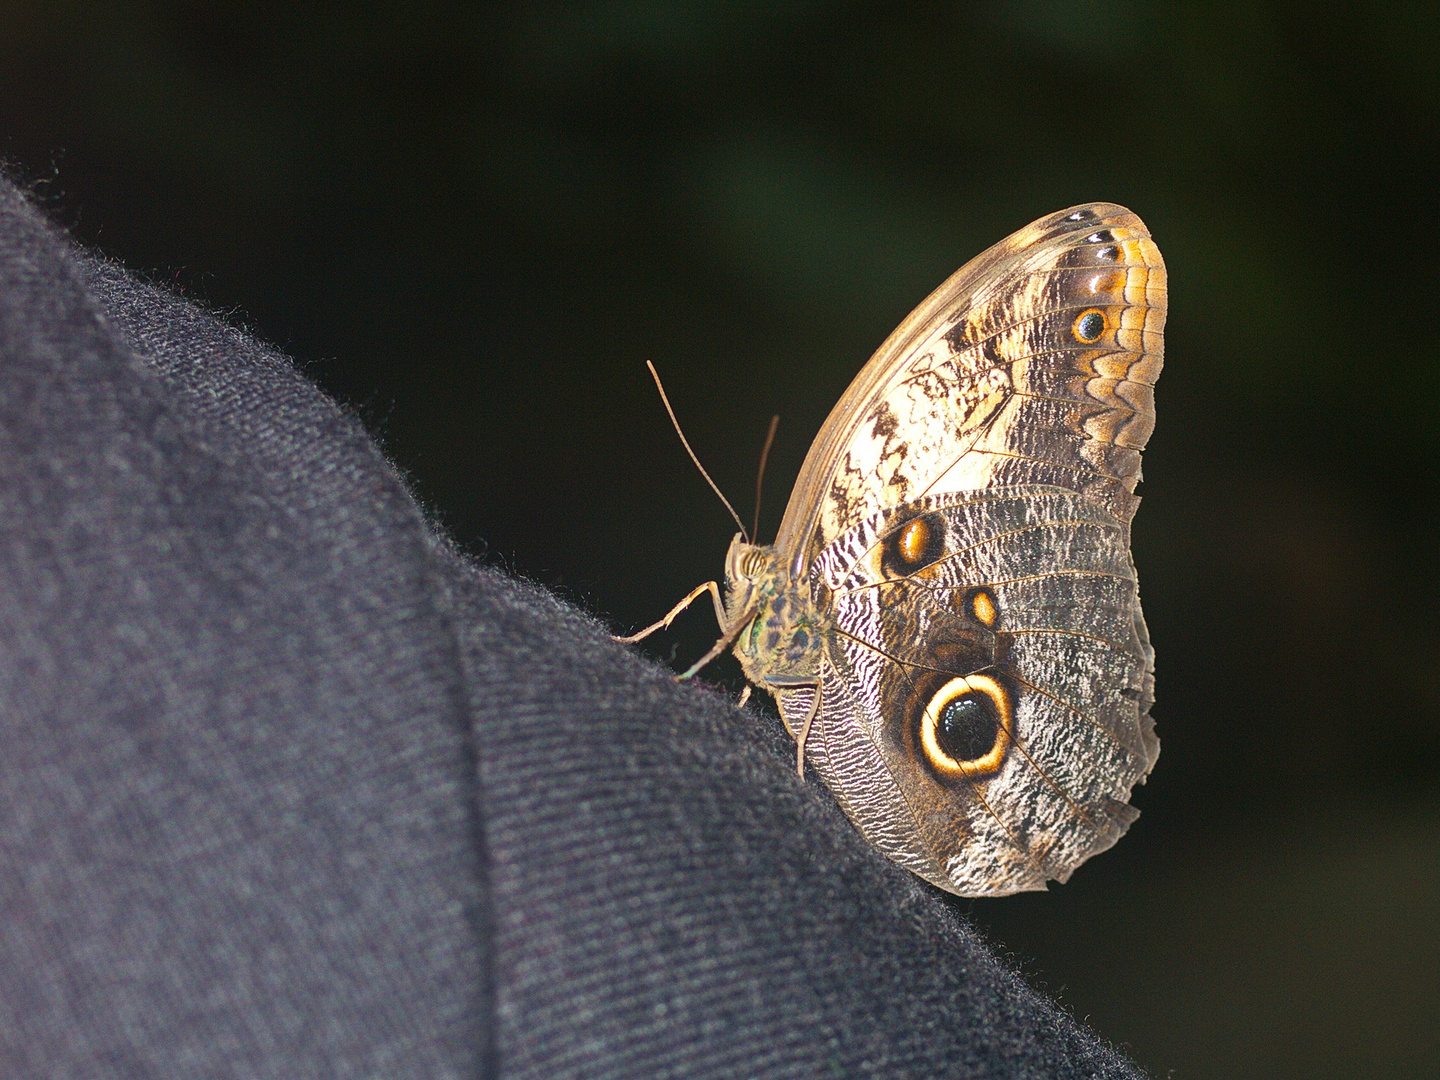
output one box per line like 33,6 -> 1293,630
4,2 -> 1436,1075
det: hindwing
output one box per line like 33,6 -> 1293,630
776,487 -> 1157,895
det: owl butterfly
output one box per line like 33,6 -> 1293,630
624,204 -> 1164,896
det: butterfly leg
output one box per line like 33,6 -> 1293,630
677,612 -> 749,679
737,685 -> 752,709
613,580 -> 726,644
791,681 -> 822,778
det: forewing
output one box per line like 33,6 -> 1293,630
774,203 -> 1165,576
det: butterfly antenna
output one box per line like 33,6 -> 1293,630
645,361 -> 749,542
752,414 -> 779,543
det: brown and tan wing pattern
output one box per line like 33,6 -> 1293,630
778,488 -> 1158,896
772,203 -> 1165,577
760,204 -> 1165,895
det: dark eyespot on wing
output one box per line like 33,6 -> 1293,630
1055,241 -> 1129,269
916,675 -> 1012,780
939,695 -> 999,761
1073,309 -> 1106,343
933,688 -> 1002,766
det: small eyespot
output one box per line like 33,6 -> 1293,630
1084,230 -> 1115,244
1066,208 -> 1095,221
882,512 -> 946,577
918,674 -> 1012,778
967,587 -> 998,628
1097,244 -> 1121,261
898,519 -> 930,563
1073,309 -> 1107,343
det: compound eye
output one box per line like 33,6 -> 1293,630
918,674 -> 1012,778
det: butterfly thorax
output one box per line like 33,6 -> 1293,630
723,536 -> 825,687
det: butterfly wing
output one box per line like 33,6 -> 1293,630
769,204 -> 1164,896
785,488 -> 1155,895
772,203 -> 1164,576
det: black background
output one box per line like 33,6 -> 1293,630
4,3 -> 1437,1075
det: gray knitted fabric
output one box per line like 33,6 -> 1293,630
0,176 -> 1145,1079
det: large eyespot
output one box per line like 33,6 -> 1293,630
918,674 -> 1013,778
881,512 -> 945,578
1073,308 -> 1107,343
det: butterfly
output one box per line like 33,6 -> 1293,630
622,204 -> 1164,896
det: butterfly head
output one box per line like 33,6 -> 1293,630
723,535 -> 823,687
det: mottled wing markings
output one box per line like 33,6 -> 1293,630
774,204 -> 1165,576
832,614 -> 1099,889
828,623 -> 1047,871
834,609 -> 1100,838
728,203 -> 1165,896
811,486 -> 1156,894
847,565 -> 1148,770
